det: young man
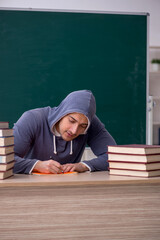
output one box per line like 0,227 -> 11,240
13,90 -> 116,174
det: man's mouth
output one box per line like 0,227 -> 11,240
66,131 -> 76,138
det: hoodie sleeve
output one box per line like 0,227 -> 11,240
82,116 -> 116,172
13,111 -> 39,174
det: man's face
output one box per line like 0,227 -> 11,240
56,112 -> 88,141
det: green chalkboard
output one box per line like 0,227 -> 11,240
0,9 -> 148,144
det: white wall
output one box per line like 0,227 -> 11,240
0,0 -> 160,46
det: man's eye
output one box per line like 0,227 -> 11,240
81,125 -> 87,129
69,118 -> 75,123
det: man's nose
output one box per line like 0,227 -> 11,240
71,124 -> 79,135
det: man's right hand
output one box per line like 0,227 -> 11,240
33,160 -> 63,174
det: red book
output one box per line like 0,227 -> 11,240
108,161 -> 160,171
108,144 -> 160,155
109,168 -> 160,178
0,168 -> 13,180
0,128 -> 13,137
0,145 -> 14,155
0,122 -> 9,129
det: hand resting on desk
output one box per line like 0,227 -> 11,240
33,160 -> 89,174
62,163 -> 89,173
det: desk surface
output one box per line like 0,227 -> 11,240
0,171 -> 160,187
1,171 -> 160,240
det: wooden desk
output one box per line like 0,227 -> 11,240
0,172 -> 160,240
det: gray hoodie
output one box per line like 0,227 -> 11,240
13,90 -> 116,174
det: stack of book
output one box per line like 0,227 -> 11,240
108,144 -> 160,177
0,122 -> 14,179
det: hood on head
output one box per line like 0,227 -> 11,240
48,90 -> 96,133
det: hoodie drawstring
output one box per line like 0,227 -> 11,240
53,135 -> 57,154
53,135 -> 73,155
70,140 -> 73,155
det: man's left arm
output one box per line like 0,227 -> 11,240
82,116 -> 116,172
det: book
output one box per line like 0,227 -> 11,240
0,122 -> 9,128
108,161 -> 160,171
0,160 -> 15,171
109,168 -> 160,178
0,128 -> 13,137
108,144 -> 160,178
108,144 -> 160,155
0,145 -> 14,155
0,136 -> 14,146
0,168 -> 13,180
108,153 -> 160,163
0,153 -> 15,163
